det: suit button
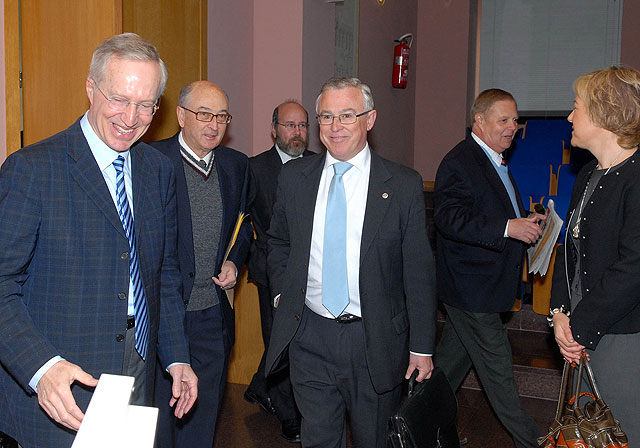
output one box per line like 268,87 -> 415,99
294,314 -> 301,321
189,272 -> 195,278
120,252 -> 129,260
118,292 -> 126,300
116,334 -> 125,342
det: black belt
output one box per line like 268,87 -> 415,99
335,313 -> 362,324
127,315 -> 135,330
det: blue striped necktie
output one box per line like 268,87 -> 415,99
322,161 -> 353,317
113,155 -> 149,360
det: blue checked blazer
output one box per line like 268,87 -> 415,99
0,119 -> 189,447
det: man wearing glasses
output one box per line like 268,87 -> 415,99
244,101 -> 316,443
264,78 -> 437,448
0,33 -> 197,448
151,80 -> 252,448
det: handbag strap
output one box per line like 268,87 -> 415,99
571,355 -> 602,410
554,360 -> 573,420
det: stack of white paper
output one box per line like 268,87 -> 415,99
72,374 -> 158,448
528,199 -> 563,276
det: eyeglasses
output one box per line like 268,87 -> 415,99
277,122 -> 309,131
181,106 -> 232,124
316,110 -> 372,126
94,83 -> 159,116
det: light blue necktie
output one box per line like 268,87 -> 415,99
322,162 -> 353,317
496,163 -> 521,218
113,156 -> 149,360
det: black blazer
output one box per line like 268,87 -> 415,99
433,133 -> 527,313
264,150 -> 437,394
246,146 -> 315,286
151,134 -> 252,343
550,156 -> 640,349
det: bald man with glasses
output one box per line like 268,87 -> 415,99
151,80 -> 252,448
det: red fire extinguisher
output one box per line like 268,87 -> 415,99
392,33 -> 413,89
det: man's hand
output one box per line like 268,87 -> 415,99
404,354 -> 434,382
212,261 -> 237,290
37,360 -> 98,431
507,213 -> 546,244
168,364 -> 198,418
552,313 -> 586,364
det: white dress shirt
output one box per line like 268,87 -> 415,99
275,143 -> 304,164
305,144 -> 371,318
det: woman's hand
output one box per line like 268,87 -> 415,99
553,313 -> 585,364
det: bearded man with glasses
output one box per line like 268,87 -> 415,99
151,80 -> 252,448
244,101 -> 316,443
0,33 -> 197,448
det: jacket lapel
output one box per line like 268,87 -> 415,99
360,152 -> 392,262
469,137 -> 520,219
67,121 -> 125,238
130,143 -> 152,236
298,154 -> 325,249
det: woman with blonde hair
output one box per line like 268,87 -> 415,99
550,66 -> 640,441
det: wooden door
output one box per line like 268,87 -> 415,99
5,0 -> 207,153
123,0 -> 207,142
13,1 -> 122,151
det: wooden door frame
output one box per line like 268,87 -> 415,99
4,0 -> 20,155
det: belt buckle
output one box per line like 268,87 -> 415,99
336,313 -> 361,324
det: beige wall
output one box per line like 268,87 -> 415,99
413,0 -> 471,180
4,2 -> 640,170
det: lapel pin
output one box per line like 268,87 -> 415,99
382,192 -> 389,199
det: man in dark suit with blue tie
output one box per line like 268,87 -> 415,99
434,89 -> 544,448
151,80 -> 252,448
0,33 -> 197,448
265,78 -> 437,448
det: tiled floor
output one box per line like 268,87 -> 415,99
213,382 -> 557,448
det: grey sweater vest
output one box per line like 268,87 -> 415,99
183,159 -> 223,311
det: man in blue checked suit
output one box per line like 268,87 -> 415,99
0,33 -> 197,448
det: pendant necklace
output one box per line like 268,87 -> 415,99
572,148 -> 624,239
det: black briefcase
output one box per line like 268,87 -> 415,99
387,367 -> 459,448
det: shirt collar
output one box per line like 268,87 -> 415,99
471,131 -> 503,168
323,142 -> 371,173
178,131 -> 214,165
275,143 -> 304,164
80,112 -> 131,170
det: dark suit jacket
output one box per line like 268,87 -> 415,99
151,134 -> 252,342
246,146 -> 315,287
433,133 -> 527,313
264,150 -> 437,394
0,119 -> 189,447
551,157 -> 640,349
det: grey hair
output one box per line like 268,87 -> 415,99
315,77 -> 374,113
272,100 -> 308,125
88,33 -> 168,100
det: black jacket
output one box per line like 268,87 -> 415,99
551,155 -> 640,349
